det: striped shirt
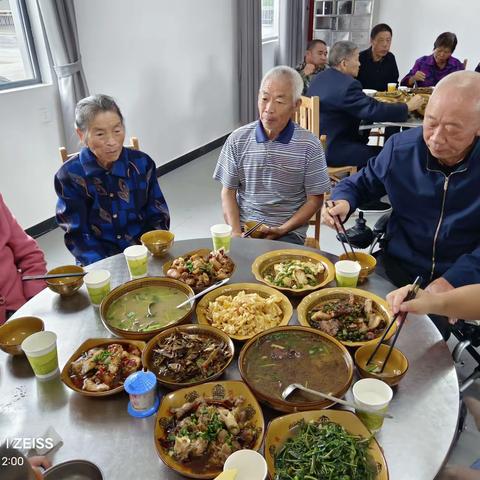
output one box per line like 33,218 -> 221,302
213,120 -> 329,240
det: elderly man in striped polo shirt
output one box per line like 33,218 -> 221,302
213,66 -> 330,245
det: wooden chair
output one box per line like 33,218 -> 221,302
58,136 -> 140,163
293,96 -> 357,248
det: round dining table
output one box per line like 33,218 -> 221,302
0,238 -> 459,480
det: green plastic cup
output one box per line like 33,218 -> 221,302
124,245 -> 149,279
353,378 -> 393,433
84,269 -> 111,306
21,331 -> 59,380
335,260 -> 361,287
210,224 -> 232,253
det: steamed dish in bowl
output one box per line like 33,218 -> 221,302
105,286 -> 190,333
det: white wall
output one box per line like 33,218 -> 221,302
373,0 -> 479,81
0,0 -> 239,229
74,0 -> 238,168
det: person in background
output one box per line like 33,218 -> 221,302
55,94 -> 170,266
475,62 -> 480,73
0,193 -> 46,325
213,66 -> 330,245
357,23 -> 399,92
387,284 -> 480,480
295,39 -> 328,94
307,41 -> 422,175
322,71 -> 480,339
401,32 -> 464,87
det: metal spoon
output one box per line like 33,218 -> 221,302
281,383 -> 393,419
176,277 -> 230,309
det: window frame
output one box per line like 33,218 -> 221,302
261,0 -> 280,42
0,0 -> 41,91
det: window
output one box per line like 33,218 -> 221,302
0,0 -> 40,90
261,0 -> 279,41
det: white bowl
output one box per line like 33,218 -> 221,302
363,88 -> 377,97
223,449 -> 267,480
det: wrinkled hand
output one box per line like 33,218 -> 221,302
303,63 -> 316,76
425,277 -> 457,324
406,94 -> 425,112
387,285 -> 432,315
321,200 -> 350,230
256,225 -> 285,240
413,70 -> 426,82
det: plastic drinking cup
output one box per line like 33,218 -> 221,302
124,245 -> 148,279
21,331 -> 59,380
335,260 -> 361,287
210,224 -> 233,253
387,82 -> 397,92
84,270 -> 111,306
353,378 -> 393,433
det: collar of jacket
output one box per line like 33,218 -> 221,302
79,147 -> 129,178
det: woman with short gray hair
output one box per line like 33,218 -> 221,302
54,94 -> 170,266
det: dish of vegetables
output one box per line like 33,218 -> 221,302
264,260 -> 325,289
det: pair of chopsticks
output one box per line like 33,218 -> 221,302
366,276 -> 422,372
22,272 -> 86,281
326,201 -> 358,261
243,219 -> 265,238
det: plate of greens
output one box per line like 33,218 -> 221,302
265,409 -> 388,479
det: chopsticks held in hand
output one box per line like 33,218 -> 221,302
366,276 -> 422,372
326,201 -> 358,261
243,219 -> 265,238
22,272 -> 86,281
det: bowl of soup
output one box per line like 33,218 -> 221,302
238,326 -> 354,412
0,316 -> 44,355
99,277 -> 195,340
46,265 -> 85,296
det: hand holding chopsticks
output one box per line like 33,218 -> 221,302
326,201 -> 358,261
243,219 -> 265,238
367,276 -> 423,372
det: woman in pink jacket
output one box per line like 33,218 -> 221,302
0,193 -> 47,324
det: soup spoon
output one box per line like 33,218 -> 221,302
281,383 -> 393,419
176,277 -> 230,309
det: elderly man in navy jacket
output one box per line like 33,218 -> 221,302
322,71 -> 480,337
307,41 -> 423,169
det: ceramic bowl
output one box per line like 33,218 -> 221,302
196,282 -> 293,341
338,252 -> 376,284
60,338 -> 146,397
46,265 -> 84,296
155,380 -> 265,479
141,230 -> 175,256
238,325 -> 354,412
355,343 -> 409,386
251,249 -> 335,296
142,324 -> 234,389
297,287 -> 394,348
0,316 -> 44,355
43,459 -> 103,479
264,410 -> 389,479
363,88 -> 377,97
99,276 -> 195,341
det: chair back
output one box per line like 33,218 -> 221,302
294,96 -> 320,137
59,137 -> 140,163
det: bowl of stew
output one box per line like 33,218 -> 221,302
99,277 -> 195,341
238,326 -> 354,412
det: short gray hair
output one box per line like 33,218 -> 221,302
75,94 -> 124,134
259,66 -> 304,102
328,41 -> 358,67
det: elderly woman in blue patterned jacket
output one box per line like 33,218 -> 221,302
55,94 -> 170,266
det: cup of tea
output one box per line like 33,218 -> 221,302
21,331 -> 59,380
352,378 -> 393,433
335,260 -> 361,287
387,83 -> 397,92
84,270 -> 111,306
210,224 -> 233,253
124,245 -> 149,279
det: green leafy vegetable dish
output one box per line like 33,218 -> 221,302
274,419 -> 377,480
264,260 -> 325,289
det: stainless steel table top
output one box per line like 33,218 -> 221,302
359,117 -> 423,130
0,238 -> 459,480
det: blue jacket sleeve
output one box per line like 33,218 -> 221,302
442,247 -> 480,288
330,135 -> 395,210
342,80 -> 409,122
54,168 -> 108,266
144,158 -> 170,232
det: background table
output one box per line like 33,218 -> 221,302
0,238 -> 459,479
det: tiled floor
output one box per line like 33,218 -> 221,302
37,147 -> 480,475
